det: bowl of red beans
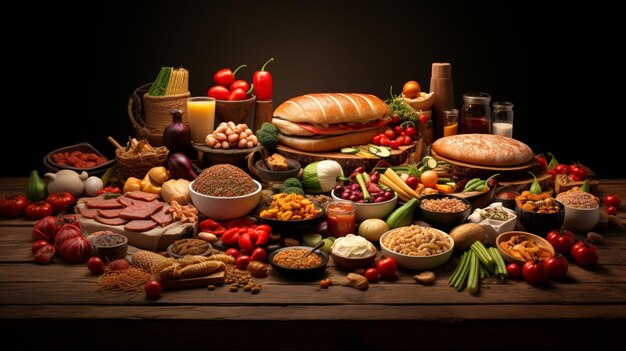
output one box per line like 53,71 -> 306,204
44,142 -> 115,176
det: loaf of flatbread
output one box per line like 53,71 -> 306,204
431,134 -> 534,167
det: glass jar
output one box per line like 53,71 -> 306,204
491,101 -> 514,138
326,200 -> 356,237
443,109 -> 459,137
460,92 -> 491,134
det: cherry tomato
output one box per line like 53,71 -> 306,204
569,174 -> 580,182
390,115 -> 399,124
372,134 -> 383,146
144,280 -> 162,299
25,201 -> 54,220
389,140 -> 401,150
544,254 -> 568,279
250,247 -> 267,262
393,125 -> 403,135
419,114 -> 429,124
554,164 -> 569,175
46,192 -> 75,214
607,206 -> 617,216
420,170 -> 438,188
404,127 -> 416,138
405,176 -> 419,190
603,194 -> 621,209
364,267 -> 380,282
376,256 -> 397,278
522,259 -> 549,285
506,263 -> 521,279
402,80 -> 421,99
87,256 -> 105,274
32,240 -> 50,254
546,169 -> 557,181
379,137 -> 391,147
546,228 -> 575,255
402,135 -> 412,145
96,186 -> 122,196
568,164 -> 588,180
384,129 -> 396,139
536,156 -> 548,170
0,194 -> 28,218
236,255 -> 251,270
226,248 -> 240,258
570,241 -> 599,267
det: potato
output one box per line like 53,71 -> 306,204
449,223 -> 485,251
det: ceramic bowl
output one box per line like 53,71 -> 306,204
418,194 -> 472,230
254,158 -> 301,182
215,95 -> 256,124
331,191 -> 398,222
379,227 -> 454,270
515,203 -> 565,237
561,203 -> 600,233
189,179 -> 262,220
496,231 -> 555,264
268,246 -> 329,280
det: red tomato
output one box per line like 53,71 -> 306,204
402,135 -> 412,145
46,192 -> 75,214
376,256 -> 397,278
226,248 -> 240,258
389,140 -> 401,150
364,267 -> 380,282
236,255 -> 251,270
87,256 -> 105,274
32,240 -> 50,254
568,164 -> 588,180
110,258 -> 130,270
393,125 -> 403,135
390,115 -> 399,124
522,259 -> 549,285
250,247 -> 267,262
96,186 -> 122,196
379,137 -> 391,147
384,129 -> 396,139
506,263 -> 521,278
569,174 -> 580,182
536,156 -> 548,170
546,229 -> 575,255
546,169 -> 557,181
570,241 -> 599,267
554,164 -> 569,175
544,254 -> 568,278
372,134 -> 383,146
404,127 -> 416,137
33,244 -> 55,264
419,114 -> 429,124
0,194 -> 28,218
603,194 -> 621,209
405,176 -> 419,190
25,201 -> 53,220
607,206 -> 617,216
144,280 -> 162,299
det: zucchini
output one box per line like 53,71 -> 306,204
27,170 -> 47,201
340,147 -> 360,154
368,145 -> 391,158
385,198 -> 418,229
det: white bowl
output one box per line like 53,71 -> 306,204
562,203 -> 599,233
189,179 -> 262,220
379,227 -> 454,270
331,191 -> 398,222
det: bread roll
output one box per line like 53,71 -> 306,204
277,127 -> 386,152
431,134 -> 533,167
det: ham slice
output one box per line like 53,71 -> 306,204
151,205 -> 173,227
85,198 -> 124,209
124,220 -> 158,232
94,215 -> 129,226
79,207 -> 97,219
117,196 -> 135,207
96,208 -> 122,218
119,202 -> 163,220
125,191 -> 159,202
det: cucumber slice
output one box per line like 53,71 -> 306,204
368,145 -> 391,158
422,156 -> 438,169
340,147 -> 360,154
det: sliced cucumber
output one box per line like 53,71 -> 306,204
368,145 -> 391,158
422,156 -> 438,169
340,147 -> 360,154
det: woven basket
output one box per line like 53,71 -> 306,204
115,141 -> 169,180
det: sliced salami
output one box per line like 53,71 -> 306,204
119,202 -> 164,220
124,220 -> 158,232
117,196 -> 135,207
79,207 -> 98,219
94,215 -> 129,226
85,198 -> 124,209
125,191 -> 159,202
151,205 -> 173,227
96,208 -> 123,218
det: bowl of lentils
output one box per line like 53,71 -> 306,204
268,246 -> 329,280
189,164 -> 262,220
418,194 -> 472,230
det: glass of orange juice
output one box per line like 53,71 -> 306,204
187,97 -> 216,144
443,109 -> 458,137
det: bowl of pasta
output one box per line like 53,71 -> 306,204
379,225 -> 454,270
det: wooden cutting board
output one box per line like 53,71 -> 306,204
160,270 -> 225,290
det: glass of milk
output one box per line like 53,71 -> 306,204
491,102 -> 514,138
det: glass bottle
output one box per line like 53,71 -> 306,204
460,92 -> 491,134
491,101 -> 514,138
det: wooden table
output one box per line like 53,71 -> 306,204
1,177 -> 625,349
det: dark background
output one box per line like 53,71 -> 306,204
5,1 -> 619,177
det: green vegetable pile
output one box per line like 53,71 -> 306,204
448,241 -> 507,295
385,87 -> 419,126
256,123 -> 279,150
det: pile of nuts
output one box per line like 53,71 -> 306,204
224,265 -> 262,294
205,122 -> 258,149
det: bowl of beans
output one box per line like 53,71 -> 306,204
418,194 -> 472,231
379,225 -> 454,270
515,191 -> 565,236
90,232 -> 128,262
556,189 -> 600,233
268,246 -> 329,280
44,142 -> 115,177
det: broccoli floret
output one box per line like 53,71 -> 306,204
282,187 -> 305,196
258,122 -> 279,136
257,130 -> 279,149
282,177 -> 302,190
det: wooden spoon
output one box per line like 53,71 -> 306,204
302,241 -> 325,258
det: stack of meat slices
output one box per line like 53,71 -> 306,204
79,191 -> 175,232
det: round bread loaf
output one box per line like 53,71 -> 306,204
431,134 -> 533,167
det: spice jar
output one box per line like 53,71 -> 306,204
491,101 -> 514,138
326,200 -> 356,237
460,92 -> 491,134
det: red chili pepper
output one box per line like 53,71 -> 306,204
208,85 -> 230,100
230,80 -> 250,92
221,227 -> 241,245
213,225 -> 226,235
226,217 -> 256,229
213,64 -> 247,87
238,232 -> 255,254
246,228 -> 258,244
253,58 -> 273,101
199,218 -> 220,232
228,88 -> 248,101
254,224 -> 271,246
96,186 -> 122,196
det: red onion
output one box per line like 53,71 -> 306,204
168,153 -> 197,180
59,236 -> 93,263
163,109 -> 192,155
54,224 -> 82,250
32,216 -> 59,242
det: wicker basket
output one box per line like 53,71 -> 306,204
115,140 -> 169,180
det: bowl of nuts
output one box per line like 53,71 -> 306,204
418,194 -> 472,231
379,225 -> 454,270
515,191 -> 564,236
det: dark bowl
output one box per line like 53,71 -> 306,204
515,203 -> 565,237
255,201 -> 326,235
167,239 -> 213,259
254,158 -> 301,182
44,142 -> 116,177
417,194 -> 472,231
268,246 -> 329,280
91,233 -> 128,262
493,190 -> 520,210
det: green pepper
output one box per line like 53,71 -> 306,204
528,171 -> 542,195
580,179 -> 590,193
547,152 -> 559,170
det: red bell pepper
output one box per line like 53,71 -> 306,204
96,186 -> 122,196
213,64 -> 247,87
221,227 -> 241,245
213,226 -> 226,235
208,85 -> 230,100
253,58 -> 273,101
226,217 -> 256,229
238,232 -> 255,254
254,224 -> 271,246
199,218 -> 220,232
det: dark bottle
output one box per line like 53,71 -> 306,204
460,92 -> 491,134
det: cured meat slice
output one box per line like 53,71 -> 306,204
79,207 -> 98,219
124,220 -> 158,232
85,198 -> 124,209
117,196 -> 135,207
125,191 -> 159,202
94,215 -> 129,226
151,205 -> 173,227
119,202 -> 164,220
96,208 -> 123,218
